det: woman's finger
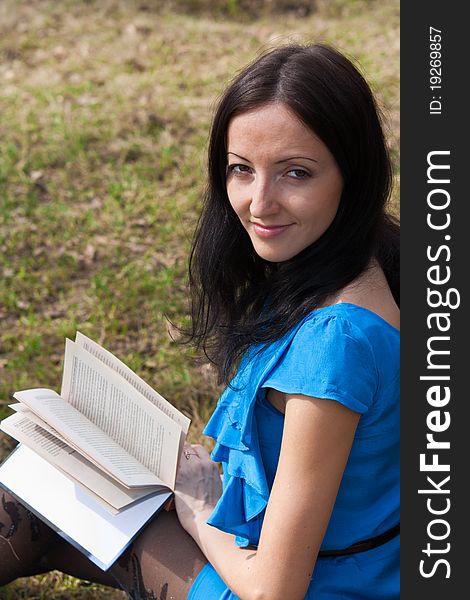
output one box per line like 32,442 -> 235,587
190,443 -> 211,459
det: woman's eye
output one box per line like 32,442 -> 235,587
227,164 -> 252,175
287,168 -> 310,179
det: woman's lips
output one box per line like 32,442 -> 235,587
251,223 -> 293,238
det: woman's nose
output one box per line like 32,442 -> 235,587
249,177 -> 280,218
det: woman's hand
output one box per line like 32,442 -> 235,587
174,442 -> 222,536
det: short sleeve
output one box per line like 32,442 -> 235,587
262,314 -> 378,414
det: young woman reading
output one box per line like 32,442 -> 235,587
0,43 -> 399,600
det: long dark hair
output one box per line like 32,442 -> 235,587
187,43 -> 399,384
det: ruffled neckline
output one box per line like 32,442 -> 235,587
203,314 -> 313,546
203,304 -> 398,547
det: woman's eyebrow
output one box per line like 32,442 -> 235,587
227,152 -> 250,162
227,152 -> 318,164
275,156 -> 318,164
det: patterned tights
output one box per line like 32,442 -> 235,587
0,490 -> 207,599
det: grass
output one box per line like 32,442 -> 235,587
0,574 -> 126,600
0,0 -> 399,597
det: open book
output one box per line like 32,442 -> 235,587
0,332 -> 191,570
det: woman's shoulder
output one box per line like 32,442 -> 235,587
321,259 -> 400,332
260,304 -> 395,414
291,259 -> 400,346
281,300 -> 399,377
301,302 -> 400,338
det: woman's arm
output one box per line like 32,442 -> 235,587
176,394 -> 359,600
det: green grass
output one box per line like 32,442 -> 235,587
0,0 -> 399,597
1,574 -> 126,600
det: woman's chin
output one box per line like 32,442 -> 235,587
251,244 -> 299,263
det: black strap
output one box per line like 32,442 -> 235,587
317,523 -> 400,558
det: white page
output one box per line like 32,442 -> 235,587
12,388 -> 162,488
61,340 -> 181,488
8,403 -> 28,411
0,446 -> 171,570
75,331 -> 190,434
75,332 -> 188,467
6,397 -> 132,486
1,413 -> 160,510
1,412 -> 70,458
8,403 -> 69,443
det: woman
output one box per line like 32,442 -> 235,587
0,43 -> 399,599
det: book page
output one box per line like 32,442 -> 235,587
11,389 -> 162,488
61,340 -> 181,488
5,399 -> 118,481
0,446 -> 172,570
1,412 -> 70,458
75,331 -> 190,434
8,403 -> 69,443
0,413 -> 162,510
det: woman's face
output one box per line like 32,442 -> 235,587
226,102 -> 343,263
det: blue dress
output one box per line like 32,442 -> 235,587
187,303 -> 400,599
